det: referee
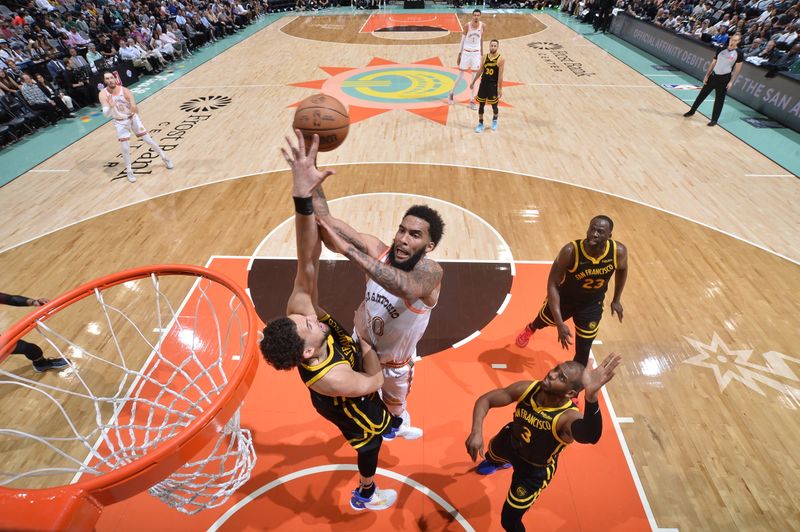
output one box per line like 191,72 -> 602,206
683,33 -> 744,126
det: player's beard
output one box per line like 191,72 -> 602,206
388,247 -> 425,272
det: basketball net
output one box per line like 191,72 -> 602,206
0,267 -> 258,518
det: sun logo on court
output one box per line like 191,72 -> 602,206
180,95 -> 233,112
287,57 -> 521,125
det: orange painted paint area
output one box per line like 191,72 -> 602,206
360,13 -> 463,33
96,259 -> 650,531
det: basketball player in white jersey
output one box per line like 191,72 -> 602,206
313,188 -> 445,441
99,72 -> 173,183
449,9 -> 485,110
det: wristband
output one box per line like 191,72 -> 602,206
293,196 -> 313,215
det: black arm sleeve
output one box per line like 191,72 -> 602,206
0,293 -> 30,307
570,400 -> 603,444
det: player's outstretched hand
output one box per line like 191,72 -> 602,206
31,298 -> 50,307
610,301 -> 623,322
281,129 -> 335,198
557,323 -> 573,349
465,432 -> 485,462
582,353 -> 621,397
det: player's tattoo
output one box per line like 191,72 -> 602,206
311,187 -> 331,217
344,246 -> 442,299
336,228 -> 368,254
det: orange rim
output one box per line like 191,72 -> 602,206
0,264 -> 260,529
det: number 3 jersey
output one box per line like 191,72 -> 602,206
358,249 -> 435,365
512,381 -> 578,465
558,239 -> 618,303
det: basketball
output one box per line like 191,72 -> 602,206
292,94 -> 350,152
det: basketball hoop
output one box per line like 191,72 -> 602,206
0,265 -> 259,530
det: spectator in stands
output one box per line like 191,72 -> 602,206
712,25 -> 731,46
67,47 -> 90,69
62,60 -> 94,108
46,53 -> 69,83
35,72 -> 75,112
695,18 -> 712,38
19,72 -> 72,124
64,27 -> 91,48
35,0 -> 57,13
3,58 -> 25,84
0,69 -> 20,93
765,41 -> 799,75
119,37 -> 155,73
96,34 -> 117,61
86,42 -> 103,71
775,23 -> 798,49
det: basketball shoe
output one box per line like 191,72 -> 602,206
350,486 -> 398,511
469,100 -> 477,110
126,170 -> 136,183
163,156 -> 174,169
516,325 -> 534,347
476,459 -> 512,475
491,118 -> 498,131
475,123 -> 484,133
33,357 -> 70,373
447,93 -> 454,105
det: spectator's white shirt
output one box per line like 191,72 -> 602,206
756,10 -> 773,23
119,45 -> 142,60
35,0 -> 56,11
176,14 -> 187,25
777,31 -> 798,46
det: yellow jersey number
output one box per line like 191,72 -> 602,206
581,278 -> 606,290
520,427 -> 532,444
485,67 -> 495,75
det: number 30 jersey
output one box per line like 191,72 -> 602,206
511,381 -> 578,465
358,249 -> 434,365
559,239 -> 618,303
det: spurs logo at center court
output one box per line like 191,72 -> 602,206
683,333 -> 800,408
527,42 -> 563,50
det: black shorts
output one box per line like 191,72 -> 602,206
476,80 -> 498,104
486,423 -> 558,511
314,393 -> 391,453
535,296 -> 604,340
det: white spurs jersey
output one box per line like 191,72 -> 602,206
102,87 -> 130,122
359,250 -> 436,364
463,22 -> 485,52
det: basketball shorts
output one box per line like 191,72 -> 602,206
534,296 -> 604,341
114,114 -> 147,141
476,80 -> 498,104
380,359 -> 414,417
318,393 -> 391,452
459,50 -> 482,71
486,423 -> 559,511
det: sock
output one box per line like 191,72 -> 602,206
121,140 -> 132,173
493,114 -> 498,122
451,70 -> 464,96
141,134 -> 166,158
479,117 -> 484,124
359,483 -> 375,499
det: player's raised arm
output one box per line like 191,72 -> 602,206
282,130 -> 334,317
318,217 -> 443,302
557,354 -> 621,444
312,185 -> 385,258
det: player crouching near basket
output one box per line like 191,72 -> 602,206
470,39 -> 504,133
99,72 -> 173,183
260,130 -> 397,512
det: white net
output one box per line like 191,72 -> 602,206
0,270 -> 257,515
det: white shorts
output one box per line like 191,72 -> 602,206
459,50 -> 482,71
114,115 -> 147,141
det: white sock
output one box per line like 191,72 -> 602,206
121,141 -> 132,173
451,70 -> 465,96
141,134 -> 166,159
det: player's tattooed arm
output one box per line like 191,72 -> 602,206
343,246 -> 442,300
311,186 -> 331,217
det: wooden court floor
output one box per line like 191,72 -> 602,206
0,11 -> 798,531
